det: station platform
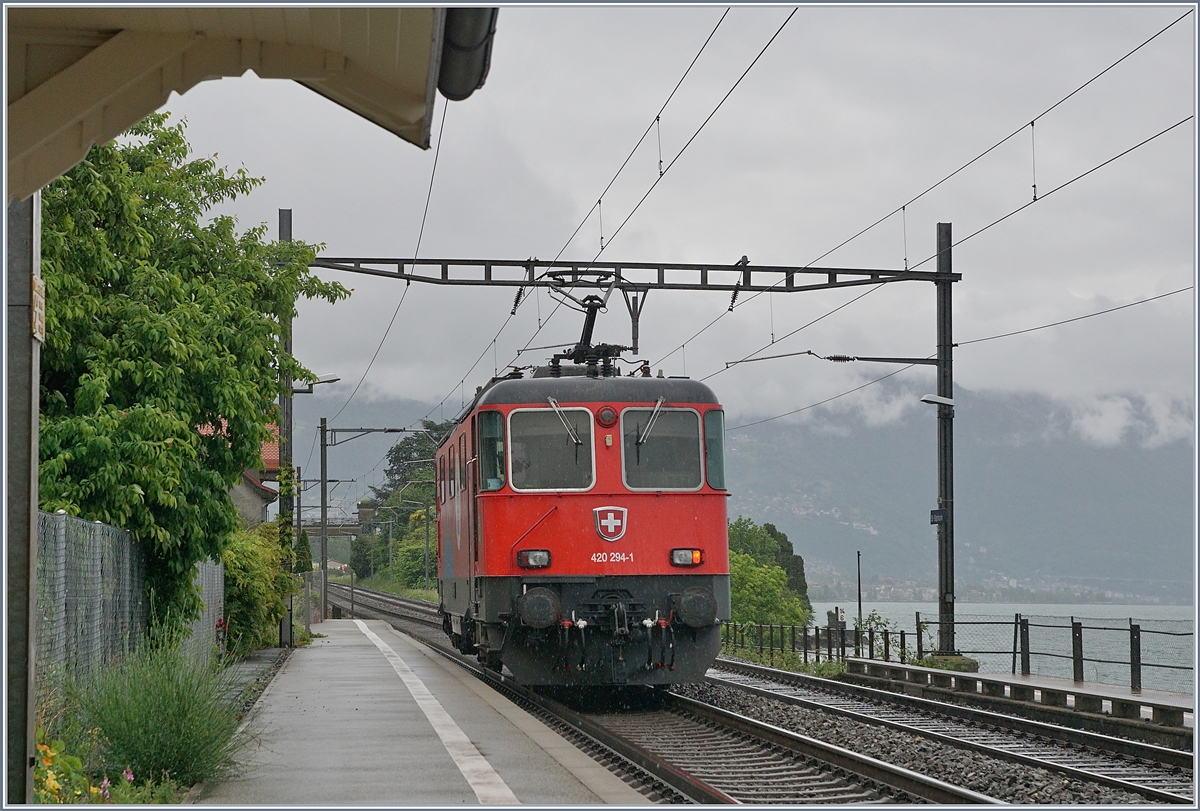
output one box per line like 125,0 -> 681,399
846,657 -> 1193,726
193,619 -> 649,805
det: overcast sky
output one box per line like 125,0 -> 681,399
161,5 -> 1196,459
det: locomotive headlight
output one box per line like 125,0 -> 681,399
671,548 -> 703,566
518,549 -> 551,568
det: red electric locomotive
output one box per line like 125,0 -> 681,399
436,356 -> 730,686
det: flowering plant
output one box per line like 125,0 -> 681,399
33,731 -> 90,803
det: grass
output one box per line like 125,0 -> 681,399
721,646 -> 848,678
327,572 -> 438,603
68,626 -> 245,789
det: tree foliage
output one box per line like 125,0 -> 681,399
221,522 -> 295,651
38,114 -> 349,623
371,419 -> 452,505
728,551 -> 808,625
727,516 -> 811,624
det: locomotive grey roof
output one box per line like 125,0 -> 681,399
476,375 -> 721,408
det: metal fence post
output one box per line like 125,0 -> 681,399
900,630 -> 906,663
826,625 -> 833,660
89,521 -> 103,678
1019,618 -> 1030,675
883,629 -> 890,662
840,628 -> 846,661
1129,623 -> 1141,692
1071,620 -> 1084,683
1011,613 -> 1020,674
868,628 -> 874,660
52,511 -> 67,689
916,611 -> 923,661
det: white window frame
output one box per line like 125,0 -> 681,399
619,406 -> 705,492
506,406 -> 597,493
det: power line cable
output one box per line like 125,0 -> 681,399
330,99 -> 450,422
955,286 -> 1192,346
653,8 -> 1194,366
907,115 -> 1192,270
727,285 -> 1192,431
506,7 -> 799,369
705,113 -> 1193,381
415,9 -> 736,423
703,285 -> 881,378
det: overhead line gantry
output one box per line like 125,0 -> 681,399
309,229 -> 963,655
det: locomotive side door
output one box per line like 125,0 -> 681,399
466,418 -> 481,609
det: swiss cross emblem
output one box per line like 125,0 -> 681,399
593,506 -> 628,542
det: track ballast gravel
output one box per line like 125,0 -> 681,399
671,678 -> 1156,804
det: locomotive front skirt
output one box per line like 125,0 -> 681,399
436,373 -> 731,686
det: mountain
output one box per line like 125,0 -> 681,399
291,384 -> 1194,599
725,386 -> 1193,599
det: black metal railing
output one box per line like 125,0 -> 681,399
722,612 -> 1193,693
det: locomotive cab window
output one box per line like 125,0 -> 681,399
448,444 -> 456,499
704,409 -> 726,490
621,407 -> 702,490
478,411 -> 506,492
508,407 -> 594,491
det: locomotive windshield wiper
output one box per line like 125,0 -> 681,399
546,397 -> 583,445
636,397 -> 666,445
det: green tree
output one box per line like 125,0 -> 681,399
222,522 -> 294,651
728,516 -> 780,565
727,516 -> 811,624
728,551 -> 808,625
385,509 -> 436,588
293,529 -> 313,574
38,114 -> 349,624
371,419 -> 452,506
763,522 -> 812,615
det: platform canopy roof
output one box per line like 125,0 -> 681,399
7,7 -> 494,201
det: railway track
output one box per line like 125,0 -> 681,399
703,658 -> 1194,803
324,584 -> 999,803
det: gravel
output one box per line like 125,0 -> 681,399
670,679 -> 1157,804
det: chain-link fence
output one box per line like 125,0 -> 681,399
35,510 -> 224,706
189,558 -> 224,660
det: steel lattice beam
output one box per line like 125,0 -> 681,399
310,257 -> 960,293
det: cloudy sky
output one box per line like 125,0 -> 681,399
162,5 -> 1195,456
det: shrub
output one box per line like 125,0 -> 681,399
71,626 -> 243,787
222,522 -> 296,651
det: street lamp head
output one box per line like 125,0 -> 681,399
920,394 -> 955,407
292,374 -> 341,395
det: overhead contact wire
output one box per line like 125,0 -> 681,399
419,9 -> 733,421
332,100 -> 450,423
704,112 -> 1192,381
514,7 -> 798,368
657,9 -> 1194,365
728,286 -> 1192,432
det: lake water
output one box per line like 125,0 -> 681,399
811,601 -> 1195,695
